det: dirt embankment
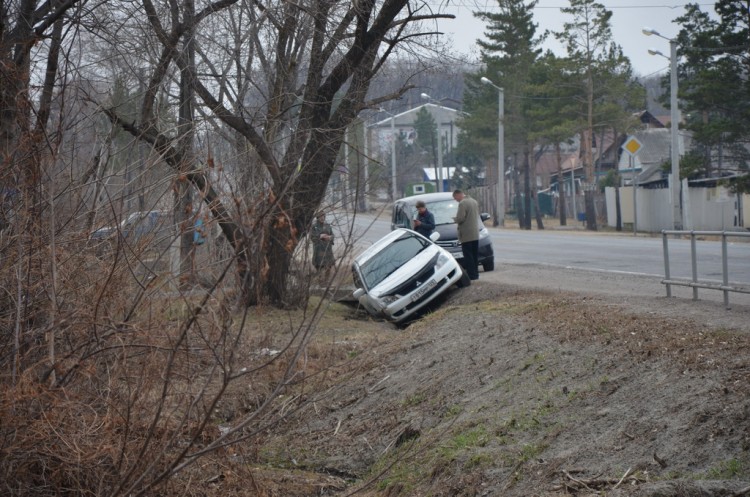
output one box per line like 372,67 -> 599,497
252,270 -> 750,497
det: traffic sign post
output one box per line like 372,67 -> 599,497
622,137 -> 643,234
623,137 -> 643,156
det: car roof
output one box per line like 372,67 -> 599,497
394,192 -> 455,205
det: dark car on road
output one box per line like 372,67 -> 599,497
391,192 -> 495,272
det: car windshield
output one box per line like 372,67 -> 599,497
359,231 -> 432,289
418,199 -> 459,225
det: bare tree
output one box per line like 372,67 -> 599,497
0,1 -> 456,494
100,0 -> 452,306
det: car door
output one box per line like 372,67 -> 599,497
391,202 -> 413,230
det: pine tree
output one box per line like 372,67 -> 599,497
413,107 -> 440,191
554,0 -> 641,230
526,52 -> 581,225
464,0 -> 543,229
674,1 -> 750,190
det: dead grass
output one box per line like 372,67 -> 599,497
4,232 -> 749,497
0,231 -> 390,497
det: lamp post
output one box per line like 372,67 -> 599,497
390,113 -> 397,200
481,77 -> 505,227
420,93 -> 443,193
643,27 -> 683,230
362,121 -> 371,211
379,108 -> 398,200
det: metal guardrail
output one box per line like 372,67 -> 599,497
661,230 -> 750,309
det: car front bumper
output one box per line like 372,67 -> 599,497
364,261 -> 463,323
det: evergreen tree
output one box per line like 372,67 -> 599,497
674,1 -> 750,190
449,135 -> 485,190
526,52 -> 580,225
554,0 -> 641,230
464,0 -> 543,229
413,108 -> 439,190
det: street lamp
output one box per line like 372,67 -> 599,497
481,76 -> 505,227
420,93 -> 444,193
643,26 -> 683,230
379,108 -> 398,201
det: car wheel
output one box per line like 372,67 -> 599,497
482,257 -> 495,272
456,269 -> 471,288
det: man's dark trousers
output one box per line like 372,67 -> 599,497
461,240 -> 479,280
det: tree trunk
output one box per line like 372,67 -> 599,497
522,151 -> 531,230
584,73 -> 597,231
533,189 -> 544,230
615,185 -> 622,231
531,151 -> 544,229
512,155 -> 524,228
584,189 -> 597,231
1,0 -> 69,382
556,143 -> 566,226
177,0 -> 196,284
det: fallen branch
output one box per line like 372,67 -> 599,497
612,467 -> 631,490
333,418 -> 342,436
562,469 -> 596,493
367,374 -> 390,393
556,469 -> 645,493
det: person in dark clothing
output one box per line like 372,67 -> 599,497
311,212 -> 335,279
413,200 -> 435,238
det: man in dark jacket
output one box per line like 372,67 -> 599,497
311,212 -> 335,279
413,200 -> 435,238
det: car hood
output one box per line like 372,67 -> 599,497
366,245 -> 443,298
435,221 -> 488,241
435,223 -> 458,241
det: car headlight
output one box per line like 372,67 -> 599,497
436,252 -> 452,269
380,295 -> 400,305
479,227 -> 489,239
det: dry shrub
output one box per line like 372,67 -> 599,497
0,222 -> 362,496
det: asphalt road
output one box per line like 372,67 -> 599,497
344,213 -> 750,305
344,211 -> 750,280
488,227 -> 750,283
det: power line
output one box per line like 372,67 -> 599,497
428,1 -> 714,11
534,3 -> 714,8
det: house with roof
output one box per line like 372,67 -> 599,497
606,118 -> 750,231
617,127 -> 688,186
539,112 -> 663,189
534,111 -> 673,222
367,103 -> 465,197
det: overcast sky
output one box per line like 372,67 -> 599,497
432,1 -> 719,77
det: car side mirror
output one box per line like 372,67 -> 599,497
429,232 -> 441,242
480,213 -> 491,222
352,288 -> 366,299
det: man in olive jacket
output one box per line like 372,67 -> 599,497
452,189 -> 480,280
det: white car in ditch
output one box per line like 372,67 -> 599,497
351,228 -> 469,323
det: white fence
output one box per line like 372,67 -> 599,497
605,185 -> 749,232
